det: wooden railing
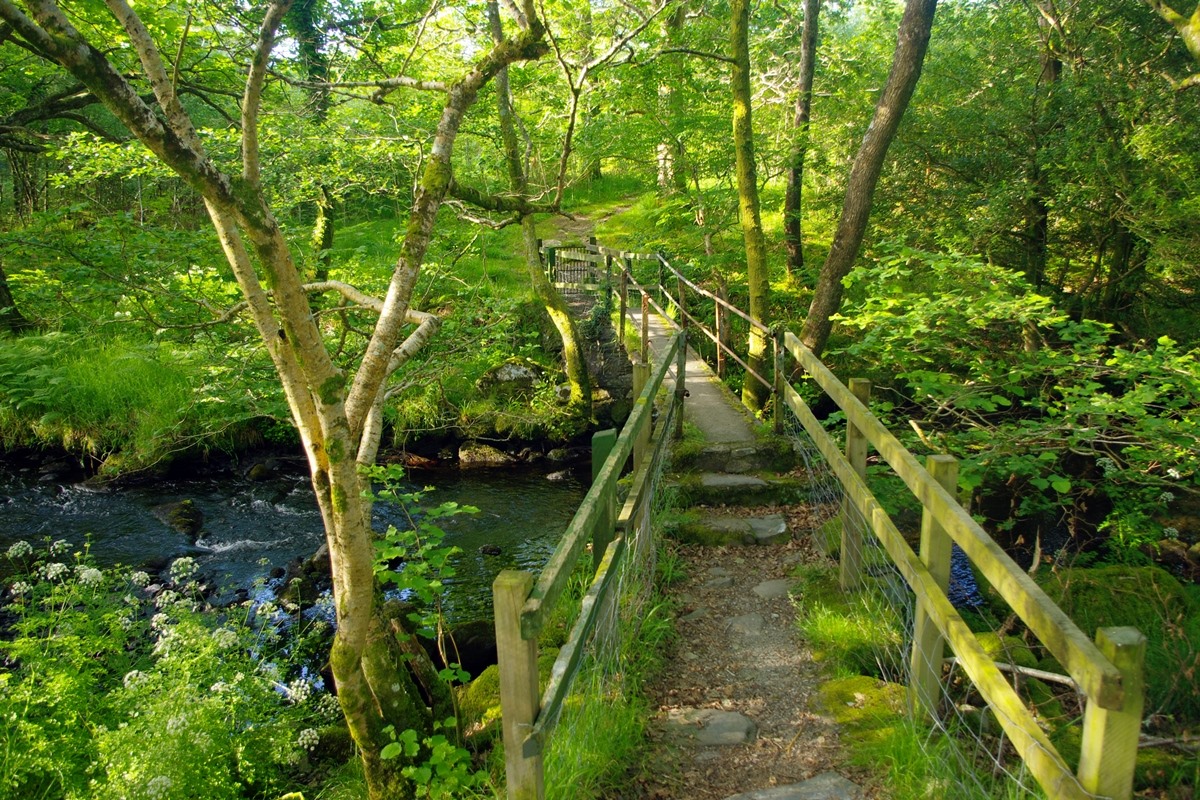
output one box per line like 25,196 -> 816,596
492,320 -> 686,800
510,239 -> 1146,800
776,335 -> 1145,800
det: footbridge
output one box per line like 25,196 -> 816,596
490,240 -> 1146,800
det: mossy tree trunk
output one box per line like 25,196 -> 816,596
489,0 -> 591,420
731,0 -> 771,412
0,258 -> 34,334
784,0 -> 820,278
0,3 -> 548,799
800,0 -> 938,357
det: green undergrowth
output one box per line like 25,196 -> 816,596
0,333 -> 277,472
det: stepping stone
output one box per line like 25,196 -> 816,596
704,575 -> 735,590
679,607 -> 708,623
701,473 -> 769,490
753,578 -> 793,599
708,566 -> 732,577
747,515 -> 789,545
672,513 -> 790,547
665,708 -> 757,746
727,612 -> 766,635
721,772 -> 861,800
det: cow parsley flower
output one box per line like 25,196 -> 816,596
145,775 -> 172,800
297,728 -> 320,751
169,557 -> 197,583
6,540 -> 32,559
123,670 -> 149,690
49,539 -> 71,556
43,562 -> 69,581
76,566 -> 103,587
129,570 -> 151,587
9,581 -> 31,598
211,627 -> 238,649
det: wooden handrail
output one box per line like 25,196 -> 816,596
519,332 -> 684,639
782,331 -> 1125,709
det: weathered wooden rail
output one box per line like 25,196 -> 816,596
501,239 -> 1145,800
493,319 -> 686,800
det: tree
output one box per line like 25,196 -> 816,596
800,0 -> 938,357
1145,0 -> 1200,86
0,2 -> 547,798
783,0 -> 820,277
731,0 -> 771,410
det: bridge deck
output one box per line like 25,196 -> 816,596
627,308 -> 758,446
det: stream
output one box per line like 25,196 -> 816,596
0,457 -> 588,623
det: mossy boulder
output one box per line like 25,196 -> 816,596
457,647 -> 561,744
1040,565 -> 1200,720
818,675 -> 910,743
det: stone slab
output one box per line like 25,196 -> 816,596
747,514 -> 790,545
720,772 -> 861,800
753,578 -> 793,600
727,612 -> 766,635
665,708 -> 758,746
701,473 -> 769,490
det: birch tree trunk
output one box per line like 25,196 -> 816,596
731,0 -> 771,411
799,0 -> 938,357
0,2 -> 547,798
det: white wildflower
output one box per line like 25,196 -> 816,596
129,570 -> 150,587
150,613 -> 171,630
285,678 -> 313,705
123,670 -> 149,690
211,627 -> 238,649
166,714 -> 188,734
146,775 -> 172,800
76,566 -> 103,587
317,693 -> 341,721
1168,467 -> 1182,480
297,728 -> 320,751
6,540 -> 32,559
154,590 -> 180,609
49,539 -> 71,556
1159,491 -> 1175,505
210,681 -> 229,693
9,581 -> 32,598
42,562 -> 69,581
1163,527 -> 1180,540
169,557 -> 197,583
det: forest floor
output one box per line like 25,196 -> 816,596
630,521 -> 878,799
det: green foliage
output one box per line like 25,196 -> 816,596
791,562 -> 904,680
1,542 -> 335,800
365,463 -> 477,640
0,333 -> 283,470
380,719 -> 492,800
1041,565 -> 1200,719
828,245 -> 1200,552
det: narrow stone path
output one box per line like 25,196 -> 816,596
633,536 -> 869,800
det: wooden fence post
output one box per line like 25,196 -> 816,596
640,293 -> 650,365
632,361 -> 651,474
618,268 -> 628,347
673,330 -> 687,440
772,327 -> 785,435
604,253 -> 614,311
676,272 -> 687,328
1077,627 -> 1146,800
494,570 -> 543,800
546,245 -> 557,283
840,378 -> 871,592
591,428 -> 618,572
910,454 -> 959,721
715,278 -> 728,379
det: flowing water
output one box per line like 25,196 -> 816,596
0,457 -> 588,622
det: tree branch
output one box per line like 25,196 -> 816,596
242,0 -> 291,188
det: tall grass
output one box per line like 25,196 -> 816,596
0,333 -> 269,470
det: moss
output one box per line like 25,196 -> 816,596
457,648 -> 560,745
818,675 -> 910,743
319,373 -> 346,405
975,633 -> 1038,670
1052,725 -> 1198,793
1041,565 -> 1200,719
